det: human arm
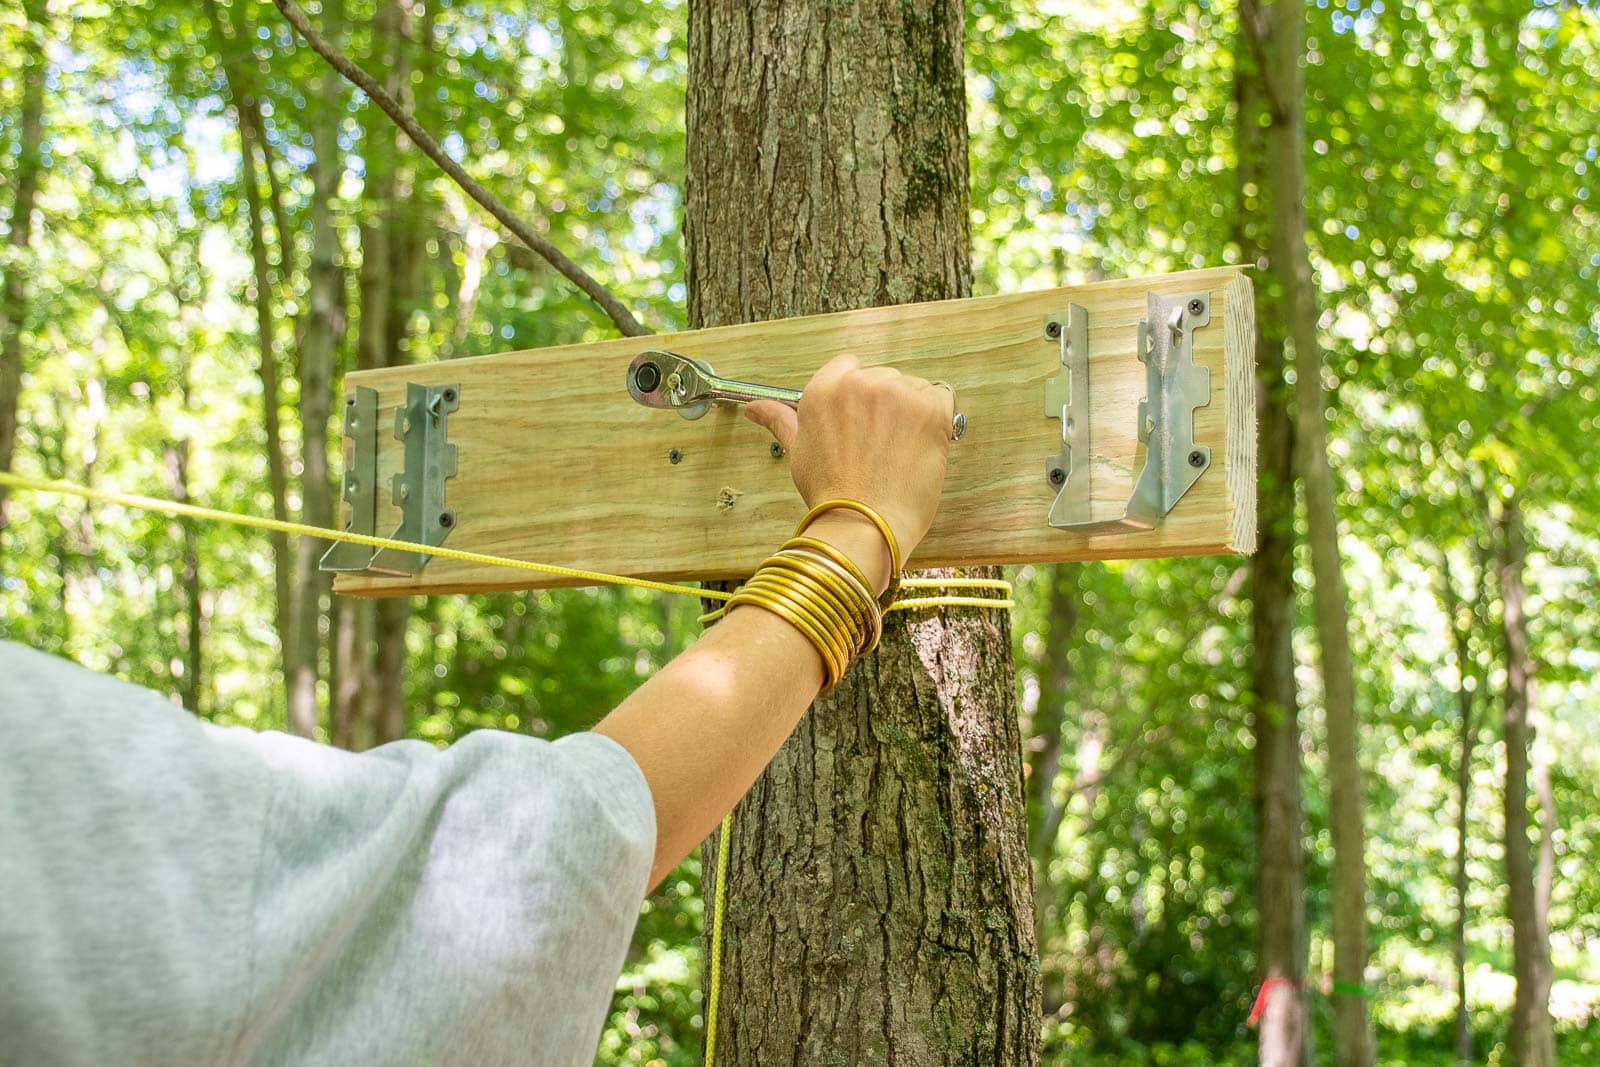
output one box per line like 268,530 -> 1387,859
593,354 -> 955,890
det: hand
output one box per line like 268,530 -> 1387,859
743,354 -> 956,582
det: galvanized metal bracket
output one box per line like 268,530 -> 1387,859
1044,292 -> 1212,531
319,382 -> 460,576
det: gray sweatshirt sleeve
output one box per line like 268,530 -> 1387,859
0,641 -> 656,1067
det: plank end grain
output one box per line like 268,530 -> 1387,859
1225,271 -> 1259,555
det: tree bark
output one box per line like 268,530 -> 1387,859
1497,493 -> 1555,1067
687,1 -> 1039,1061
0,0 -> 49,551
1235,11 -> 1309,1064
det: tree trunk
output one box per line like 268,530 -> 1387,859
1027,566 -> 1079,936
287,9 -> 346,739
1245,0 -> 1373,1060
1498,493 -> 1555,1067
205,0 -> 298,725
0,0 -> 49,550
687,1 -> 1039,1061
1440,552 -> 1477,1062
1236,11 -> 1309,1064
165,362 -> 206,716
334,0 -> 420,750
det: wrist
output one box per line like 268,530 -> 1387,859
803,512 -> 893,597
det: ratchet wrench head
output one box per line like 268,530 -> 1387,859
627,351 -> 712,420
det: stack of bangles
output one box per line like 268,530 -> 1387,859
701,499 -> 901,691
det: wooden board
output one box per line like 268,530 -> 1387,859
335,266 -> 1255,597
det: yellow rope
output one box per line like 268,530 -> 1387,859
0,468 -> 1012,1065
702,809 -> 733,1067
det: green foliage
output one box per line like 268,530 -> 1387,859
1,0 -> 1596,1062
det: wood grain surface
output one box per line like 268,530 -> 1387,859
334,266 -> 1256,597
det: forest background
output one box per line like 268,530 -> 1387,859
0,0 -> 1596,1063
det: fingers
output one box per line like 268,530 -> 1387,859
743,399 -> 799,452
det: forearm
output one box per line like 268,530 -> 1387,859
593,513 -> 889,890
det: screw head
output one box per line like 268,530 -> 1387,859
442,388 -> 457,403
345,395 -> 356,407
668,448 -> 683,464
633,362 -> 661,393
1045,320 -> 1063,340
770,441 -> 784,458
1049,466 -> 1066,486
438,511 -> 455,528
1188,449 -> 1206,468
1187,299 -> 1205,316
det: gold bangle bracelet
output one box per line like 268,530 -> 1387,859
729,575 -> 852,686
765,551 -> 871,633
766,550 -> 879,653
726,589 -> 846,689
741,570 -> 858,664
786,551 -> 884,656
783,535 -> 875,595
794,499 -> 904,610
750,566 -> 861,653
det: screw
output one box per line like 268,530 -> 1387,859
1045,321 -> 1062,339
1187,299 -> 1205,316
345,395 -> 356,407
669,448 -> 683,464
442,388 -> 457,403
439,512 -> 455,528
1188,450 -> 1206,468
633,362 -> 661,393
770,442 -> 784,458
1049,467 -> 1066,486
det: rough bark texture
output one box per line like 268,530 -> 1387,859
687,1 -> 1039,1061
0,0 -> 49,550
1497,494 -> 1555,1067
1235,15 -> 1309,1064
1244,0 -> 1373,1060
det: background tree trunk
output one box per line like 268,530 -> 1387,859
1236,11 -> 1309,1063
1498,493 -> 1555,1067
205,0 -> 299,727
1246,0 -> 1373,1061
1027,565 -> 1079,944
287,5 -> 346,739
1440,551 -> 1478,1063
687,1 -> 1039,1061
0,0 -> 50,550
335,0 -> 418,750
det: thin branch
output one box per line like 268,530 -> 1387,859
270,0 -> 648,338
